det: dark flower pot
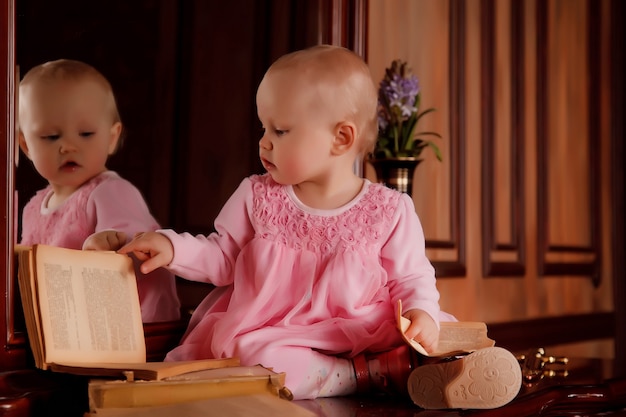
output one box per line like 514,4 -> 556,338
369,157 -> 422,196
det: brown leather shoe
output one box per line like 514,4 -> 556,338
352,345 -> 420,395
408,346 -> 522,409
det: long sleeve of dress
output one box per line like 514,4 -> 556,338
86,175 -> 181,322
380,193 -> 441,325
162,178 -> 256,286
86,177 -> 161,236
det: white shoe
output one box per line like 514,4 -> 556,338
408,346 -> 522,409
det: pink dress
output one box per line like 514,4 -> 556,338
20,170 -> 180,323
163,174 -> 444,395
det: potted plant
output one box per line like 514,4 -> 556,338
369,59 -> 442,194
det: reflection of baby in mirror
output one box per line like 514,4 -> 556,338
17,59 -> 180,323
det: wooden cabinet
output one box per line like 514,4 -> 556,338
367,0 -> 624,365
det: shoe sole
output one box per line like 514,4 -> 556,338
408,346 -> 522,409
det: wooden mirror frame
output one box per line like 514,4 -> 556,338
1,0 -> 22,370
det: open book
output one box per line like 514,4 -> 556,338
16,244 -> 238,380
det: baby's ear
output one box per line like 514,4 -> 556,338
108,122 -> 123,154
332,121 -> 356,155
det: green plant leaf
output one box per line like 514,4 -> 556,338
415,131 -> 442,139
415,107 -> 436,123
426,141 -> 443,161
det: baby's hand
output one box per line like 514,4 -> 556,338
402,309 -> 440,354
117,231 -> 174,274
83,231 -> 127,251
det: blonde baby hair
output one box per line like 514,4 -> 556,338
19,59 -> 124,150
267,45 -> 378,155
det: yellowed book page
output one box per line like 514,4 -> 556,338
165,363 -> 282,382
396,300 -> 495,357
50,357 -> 240,380
87,394 -> 316,417
33,244 -> 146,364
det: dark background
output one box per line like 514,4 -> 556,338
16,0 -> 340,237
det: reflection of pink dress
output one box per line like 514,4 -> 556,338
20,171 -> 180,323
164,174 -> 449,398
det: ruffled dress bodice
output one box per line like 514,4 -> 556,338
165,174 -> 439,361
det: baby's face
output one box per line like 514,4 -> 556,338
256,70 -> 341,185
18,78 -> 120,193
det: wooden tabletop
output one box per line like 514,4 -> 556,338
293,357 -> 626,417
0,357 -> 624,416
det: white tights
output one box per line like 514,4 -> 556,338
294,351 -> 358,399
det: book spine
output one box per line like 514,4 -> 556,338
89,375 -> 286,409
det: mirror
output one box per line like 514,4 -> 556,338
16,0 -> 265,238
14,0 -> 366,324
17,0 -> 265,323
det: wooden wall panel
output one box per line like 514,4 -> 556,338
610,0 -> 626,377
170,0 -> 261,235
367,0 -> 617,359
536,0 -> 601,283
481,0 -> 526,277
367,0 -> 466,277
316,0 -> 369,56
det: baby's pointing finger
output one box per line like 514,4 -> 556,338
139,252 -> 169,274
117,239 -> 143,255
